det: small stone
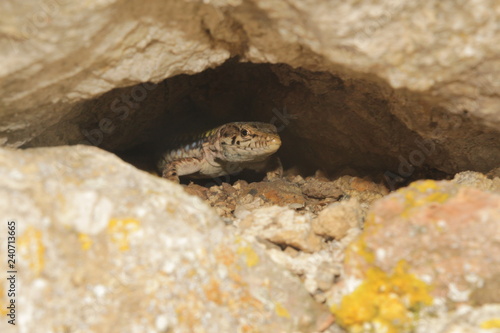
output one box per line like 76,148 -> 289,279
350,177 -> 389,195
289,202 -> 305,209
453,171 -> 497,192
314,262 -> 340,291
184,183 -> 209,200
284,246 -> 299,257
221,182 -> 236,194
314,169 -> 329,180
243,179 -> 306,207
301,178 -> 343,199
312,198 -> 363,240
237,206 -> 323,253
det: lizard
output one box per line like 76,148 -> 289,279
157,122 -> 282,183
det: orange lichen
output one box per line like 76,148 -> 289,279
107,218 -> 141,251
175,291 -> 203,328
232,288 -> 264,313
331,260 -> 433,333
18,227 -> 45,275
203,278 -> 225,305
214,244 -> 236,266
239,324 -> 259,333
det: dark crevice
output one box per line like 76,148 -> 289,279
23,58 -> 500,188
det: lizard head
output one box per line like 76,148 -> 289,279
218,122 -> 281,162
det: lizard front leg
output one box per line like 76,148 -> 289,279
161,157 -> 202,183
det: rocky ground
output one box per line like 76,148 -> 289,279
174,169 -> 500,332
1,145 -> 500,333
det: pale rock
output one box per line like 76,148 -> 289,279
0,0 -> 499,174
0,146 -> 325,333
340,179 -> 500,306
415,304 -> 500,333
237,206 -> 324,253
453,170 -> 500,193
312,198 -> 363,240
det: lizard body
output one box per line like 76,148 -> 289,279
157,122 -> 282,182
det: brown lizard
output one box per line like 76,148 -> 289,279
157,122 -> 282,183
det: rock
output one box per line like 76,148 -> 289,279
244,179 -> 307,207
301,178 -> 343,199
0,146 -> 326,333
453,170 -> 500,193
183,183 -> 209,200
236,206 -> 324,253
470,274 -> 500,306
0,0 -> 499,176
350,177 -> 389,195
330,179 -> 500,333
415,304 -> 500,333
194,178 -> 307,219
312,198 -> 363,240
264,246 -> 344,296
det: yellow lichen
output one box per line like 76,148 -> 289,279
409,180 -> 438,193
481,319 -> 500,329
107,218 -> 141,251
18,227 -> 45,275
237,245 -> 259,268
331,260 -> 433,333
275,302 -> 291,318
400,180 -> 450,217
347,236 -> 375,265
78,233 -> 92,251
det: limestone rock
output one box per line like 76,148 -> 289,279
1,0 -> 499,175
300,178 -> 343,199
415,304 -> 500,333
236,206 -> 324,253
312,198 -> 363,240
0,0 -> 229,148
328,178 -> 500,332
453,170 -> 500,193
0,146 -> 325,333
342,179 -> 500,303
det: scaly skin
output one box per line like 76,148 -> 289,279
157,122 -> 282,182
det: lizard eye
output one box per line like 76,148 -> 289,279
241,129 -> 249,136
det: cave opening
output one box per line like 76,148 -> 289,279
116,59 -> 453,188
25,58 -> 461,188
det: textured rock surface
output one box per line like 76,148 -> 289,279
0,0 -> 230,147
329,173 -> 500,332
1,0 -> 499,176
0,146 -> 325,333
236,206 -> 324,253
312,198 -> 363,241
415,304 -> 500,333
